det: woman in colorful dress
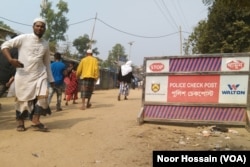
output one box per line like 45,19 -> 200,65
64,62 -> 78,106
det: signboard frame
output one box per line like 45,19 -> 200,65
138,53 -> 250,128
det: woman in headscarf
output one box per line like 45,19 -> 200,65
117,60 -> 134,101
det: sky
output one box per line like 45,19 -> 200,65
0,0 -> 208,66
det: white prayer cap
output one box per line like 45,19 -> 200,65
33,17 -> 46,25
87,49 -> 92,54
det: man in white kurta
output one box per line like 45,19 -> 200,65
1,18 -> 54,131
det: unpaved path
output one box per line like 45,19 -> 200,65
0,89 -> 250,167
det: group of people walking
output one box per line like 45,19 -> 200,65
47,52 -> 79,112
0,17 -> 135,132
48,47 -> 100,111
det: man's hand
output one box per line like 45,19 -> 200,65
5,76 -> 14,87
9,59 -> 24,68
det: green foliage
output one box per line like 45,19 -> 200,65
73,34 -> 90,56
72,34 -> 99,58
183,20 -> 208,54
203,0 -> 250,9
40,0 -> 69,51
184,0 -> 250,54
102,44 -> 127,69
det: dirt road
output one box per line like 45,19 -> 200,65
0,88 -> 250,167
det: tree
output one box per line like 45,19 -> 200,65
102,44 -> 127,70
184,0 -> 250,54
183,20 -> 208,55
72,34 -> 99,58
40,0 -> 69,52
203,0 -> 250,9
207,1 -> 250,53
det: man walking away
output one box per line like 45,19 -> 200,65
48,52 -> 66,111
117,60 -> 134,101
76,49 -> 99,110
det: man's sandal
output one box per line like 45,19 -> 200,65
86,103 -> 92,108
31,123 -> 49,132
16,125 -> 26,132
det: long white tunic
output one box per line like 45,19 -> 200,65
1,33 -> 54,101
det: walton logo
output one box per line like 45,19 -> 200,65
221,84 -> 245,95
226,60 -> 244,70
228,84 -> 240,90
149,63 -> 164,72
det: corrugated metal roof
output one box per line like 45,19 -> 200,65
0,26 -> 18,45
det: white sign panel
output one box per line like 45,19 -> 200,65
219,75 -> 248,104
221,57 -> 249,71
145,76 -> 167,102
146,59 -> 169,73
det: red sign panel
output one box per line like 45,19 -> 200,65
227,60 -> 244,70
149,63 -> 165,72
168,75 -> 220,103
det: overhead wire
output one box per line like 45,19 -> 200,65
153,0 -> 191,34
0,16 -> 190,39
175,0 -> 190,31
171,0 -> 189,31
96,18 -> 179,38
160,0 -> 179,30
68,18 -> 95,26
153,0 -> 177,31
0,16 -> 30,26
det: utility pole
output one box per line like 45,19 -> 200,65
179,26 -> 182,55
89,13 -> 98,49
